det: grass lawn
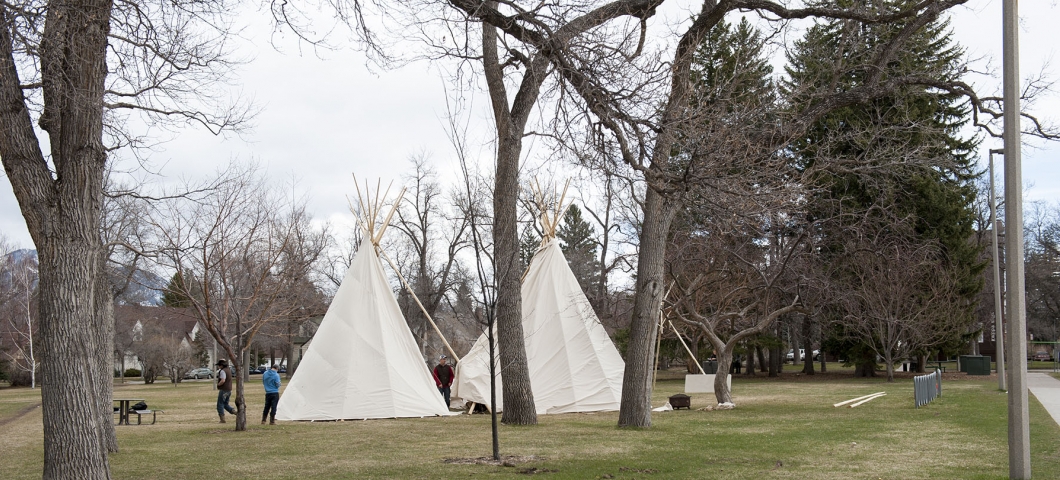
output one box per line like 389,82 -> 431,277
2,371 -> 1060,479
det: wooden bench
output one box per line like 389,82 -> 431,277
131,409 -> 164,425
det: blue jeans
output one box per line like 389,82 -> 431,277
217,390 -> 236,416
438,386 -> 451,407
262,392 -> 279,421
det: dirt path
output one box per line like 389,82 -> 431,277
0,401 -> 42,428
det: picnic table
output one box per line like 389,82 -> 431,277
113,398 -> 144,425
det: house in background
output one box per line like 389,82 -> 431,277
114,305 -> 203,376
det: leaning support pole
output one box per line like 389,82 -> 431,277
1003,1 -> 1030,478
668,320 -> 706,375
378,246 -> 461,362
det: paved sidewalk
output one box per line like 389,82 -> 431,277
1027,373 -> 1060,426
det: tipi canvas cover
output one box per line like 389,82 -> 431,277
454,238 -> 625,414
276,237 -> 453,420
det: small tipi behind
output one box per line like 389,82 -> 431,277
454,183 -> 625,414
277,182 -> 453,420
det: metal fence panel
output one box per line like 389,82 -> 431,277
914,369 -> 942,408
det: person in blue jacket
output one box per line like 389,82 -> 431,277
261,364 -> 282,425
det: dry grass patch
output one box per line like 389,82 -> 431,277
1,374 -> 1059,478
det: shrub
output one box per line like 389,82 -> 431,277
8,370 -> 34,387
124,368 -> 141,377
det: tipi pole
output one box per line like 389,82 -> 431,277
377,246 -> 461,362
374,187 -> 405,243
351,174 -> 458,361
652,282 -> 676,393
651,312 -> 665,393
669,320 -> 706,375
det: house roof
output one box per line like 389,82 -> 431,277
115,305 -> 199,339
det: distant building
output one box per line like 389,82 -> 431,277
114,305 -> 203,373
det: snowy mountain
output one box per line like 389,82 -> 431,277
2,249 -> 166,306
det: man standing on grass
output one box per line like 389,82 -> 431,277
433,355 -> 454,408
262,364 -> 281,425
216,359 -> 237,423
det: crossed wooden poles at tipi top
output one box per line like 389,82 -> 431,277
348,175 -> 461,362
530,177 -> 571,245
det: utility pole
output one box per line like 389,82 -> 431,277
1003,1 -> 1030,477
989,148 -> 1005,392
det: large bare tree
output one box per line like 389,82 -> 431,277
151,164 -> 325,430
0,0 -> 247,474
452,0 -> 1047,427
392,154 -> 471,358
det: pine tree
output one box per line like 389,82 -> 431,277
785,0 -> 985,367
519,226 -> 540,271
161,272 -> 195,308
557,204 -> 601,296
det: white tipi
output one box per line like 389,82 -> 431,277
276,181 -> 454,420
454,183 -> 625,414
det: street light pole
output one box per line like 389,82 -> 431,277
989,148 -> 1005,392
1003,0 -> 1030,477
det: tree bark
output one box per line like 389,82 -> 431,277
757,346 -> 767,373
0,0 -> 114,475
801,318 -> 815,375
713,348 -> 734,404
618,190 -> 678,427
769,323 -> 782,377
745,343 -> 756,376
94,257 -> 118,453
482,14 -> 548,425
884,350 -> 895,382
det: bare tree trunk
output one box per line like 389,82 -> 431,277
757,346 -> 767,373
619,190 -> 678,427
745,343 -> 756,376
0,0 -> 114,474
769,323 -> 782,377
801,318 -> 814,375
819,327 -> 827,373
482,15 -> 547,425
714,348 -> 734,404
94,262 -> 118,453
884,350 -> 895,382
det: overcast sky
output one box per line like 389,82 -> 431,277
1,0 -> 1057,251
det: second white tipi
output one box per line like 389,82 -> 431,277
277,183 -> 454,421
454,185 -> 625,414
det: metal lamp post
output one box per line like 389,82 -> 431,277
1003,0 -> 1030,477
988,148 -> 1005,392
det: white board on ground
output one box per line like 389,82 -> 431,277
684,374 -> 731,394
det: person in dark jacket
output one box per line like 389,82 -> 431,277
215,359 -> 237,423
432,355 -> 454,408
261,364 -> 282,425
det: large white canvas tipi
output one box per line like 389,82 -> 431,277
276,184 -> 453,420
454,185 -> 624,414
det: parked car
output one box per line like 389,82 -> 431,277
249,366 -> 266,375
183,367 -> 213,379
277,366 -> 287,374
785,349 -> 821,362
1030,351 -> 1052,362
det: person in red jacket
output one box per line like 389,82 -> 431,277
432,355 -> 454,408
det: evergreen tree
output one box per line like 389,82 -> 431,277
785,0 -> 985,366
557,204 -> 601,296
519,225 -> 540,271
161,272 -> 195,308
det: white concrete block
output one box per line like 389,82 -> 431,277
684,374 -> 731,393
